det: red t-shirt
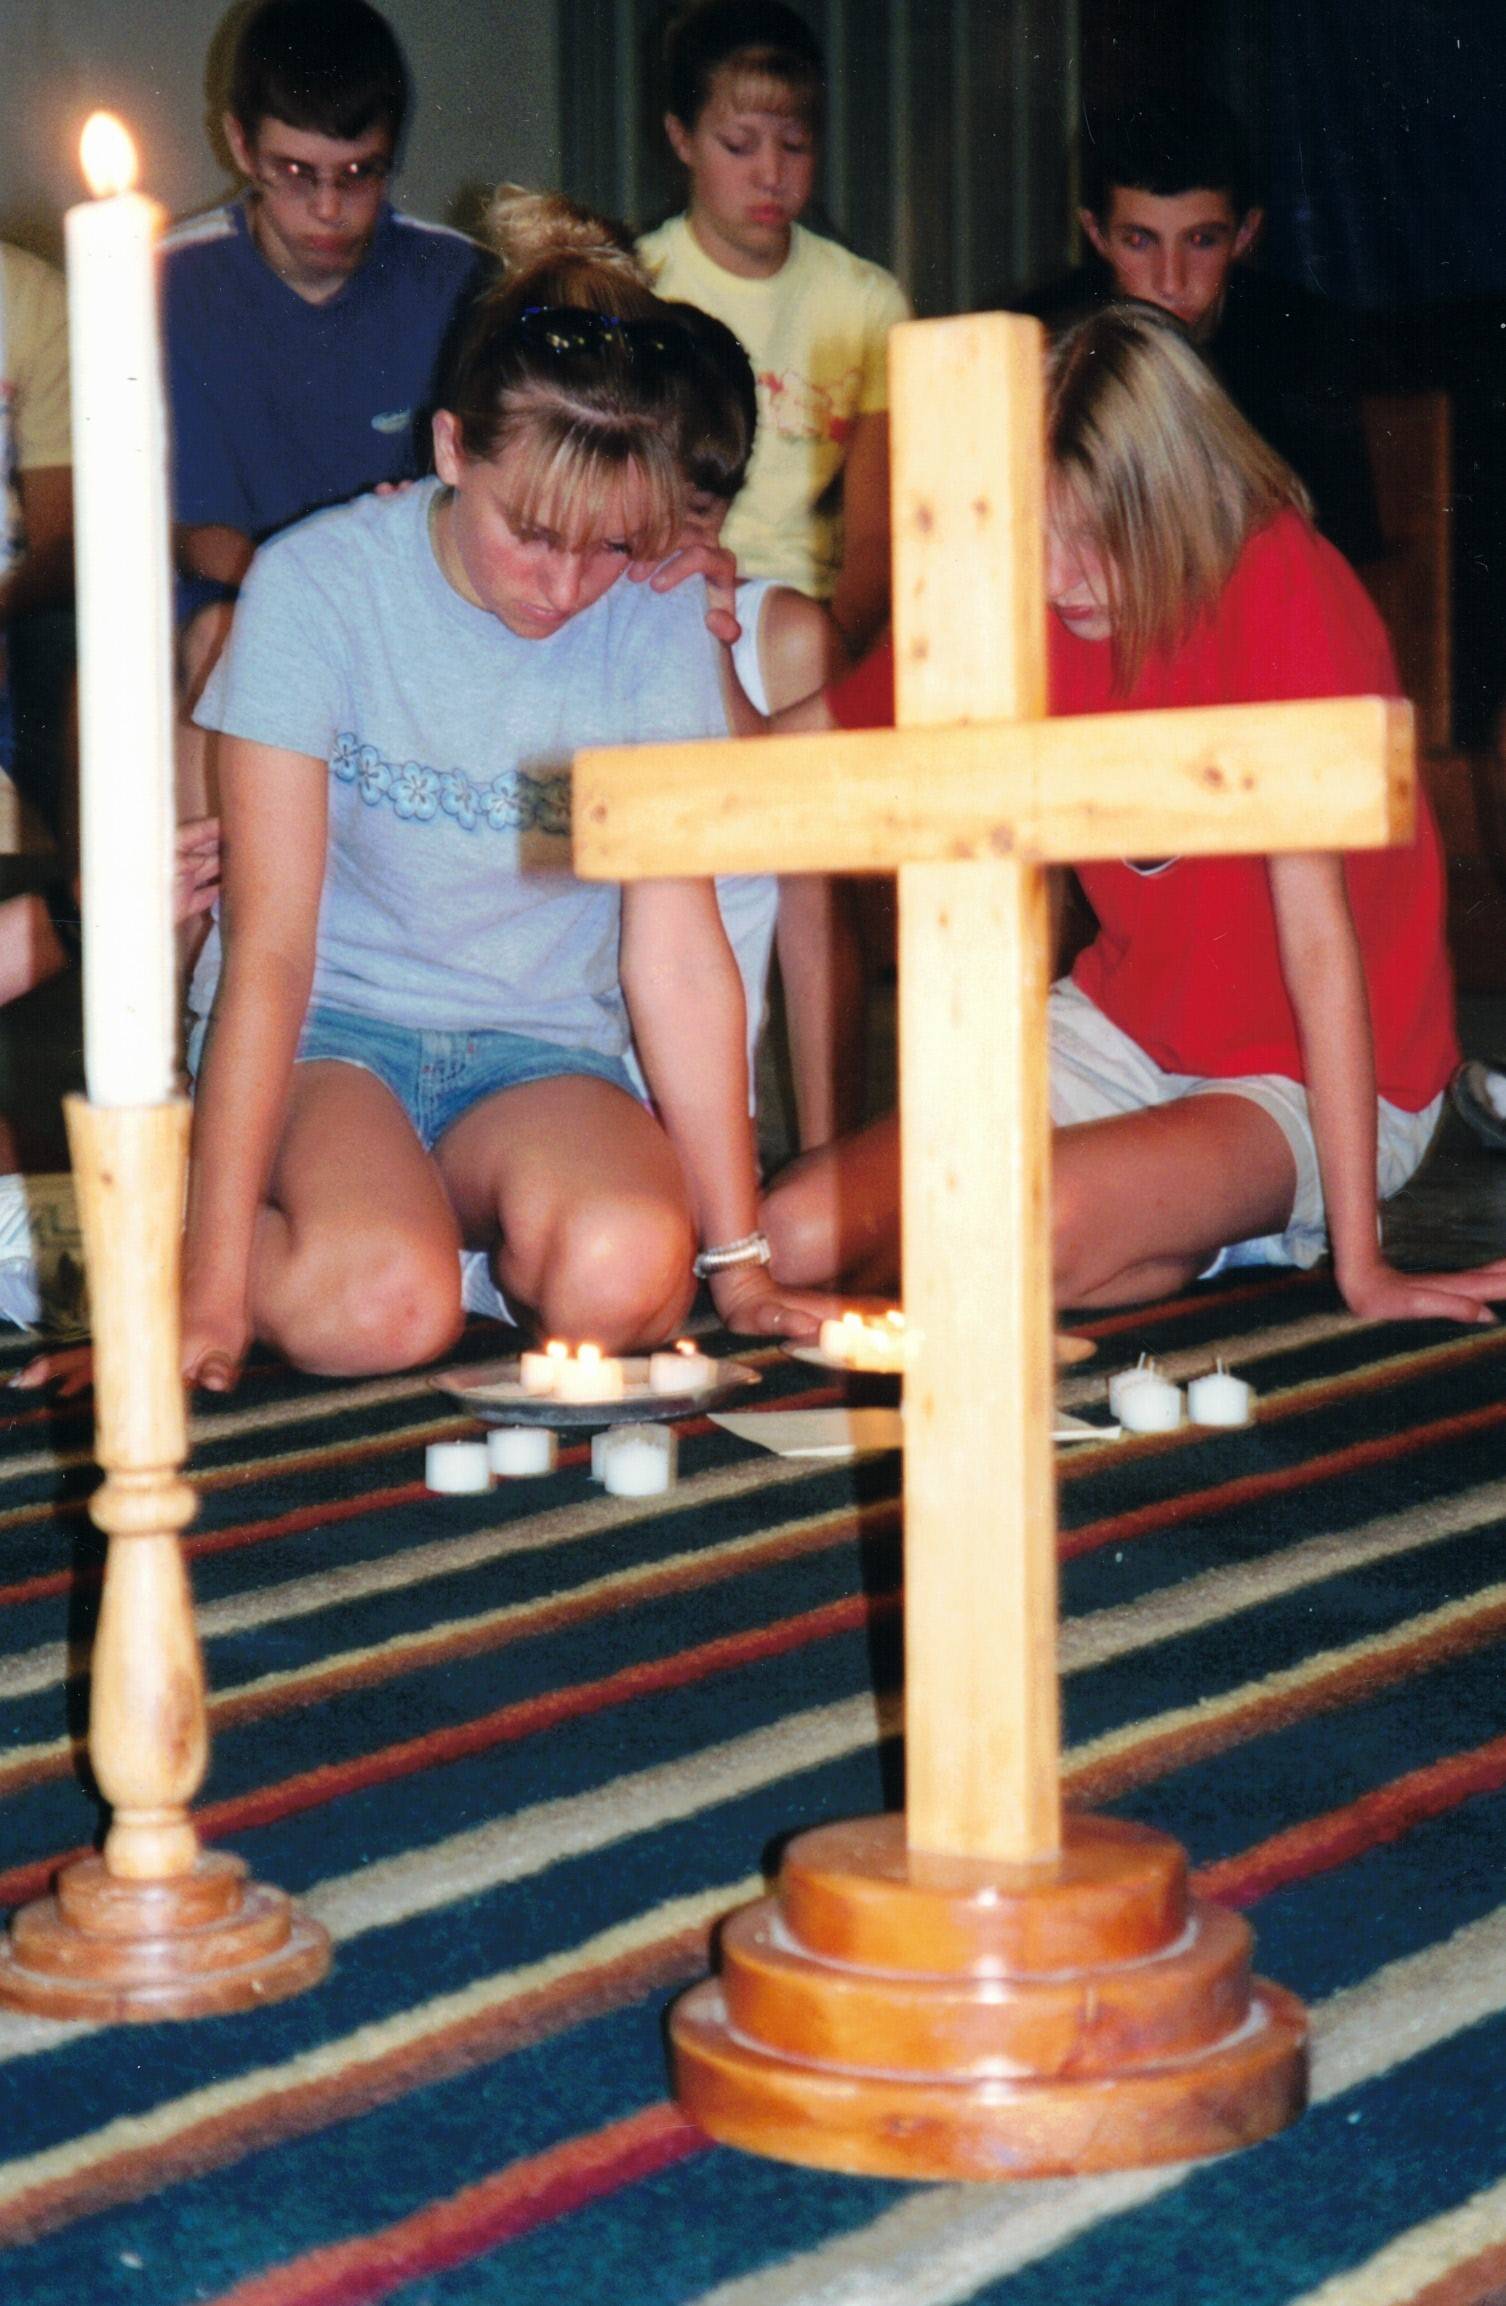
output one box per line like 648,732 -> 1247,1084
828,513 -> 1457,1109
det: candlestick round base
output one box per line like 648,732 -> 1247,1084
669,1813 -> 1306,2181
0,1851 -> 330,2021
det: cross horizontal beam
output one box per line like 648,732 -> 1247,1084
573,695 -> 1412,881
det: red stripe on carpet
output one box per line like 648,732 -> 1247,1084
199,2102 -> 705,2306
1402,2238 -> 1506,2306
0,1586 -> 896,1908
0,1383 -> 845,1608
0,1925 -> 714,2249
1071,1594 -> 1506,1805
1060,1395 -> 1506,1554
1193,1727 -> 1506,1908
207,1503 -> 898,1734
1069,1271 -> 1316,1339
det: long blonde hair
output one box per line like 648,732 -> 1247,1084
1047,302 -> 1311,688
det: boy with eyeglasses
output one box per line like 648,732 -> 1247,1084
161,0 -> 486,805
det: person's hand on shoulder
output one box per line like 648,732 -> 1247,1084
629,538 -> 741,645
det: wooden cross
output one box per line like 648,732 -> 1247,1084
574,313 -> 1410,2179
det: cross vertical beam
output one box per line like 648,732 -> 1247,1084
891,316 -> 1059,1859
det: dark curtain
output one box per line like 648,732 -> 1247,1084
1262,2 -> 1506,312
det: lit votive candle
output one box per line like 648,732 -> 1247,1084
649,1339 -> 716,1394
819,1309 -> 910,1372
598,1424 -> 677,1496
425,1440 -> 492,1494
519,1339 -> 570,1395
486,1425 -> 558,1478
1187,1361 -> 1255,1428
554,1343 -> 625,1404
1117,1373 -> 1184,1434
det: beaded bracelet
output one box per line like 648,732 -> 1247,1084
692,1231 -> 772,1280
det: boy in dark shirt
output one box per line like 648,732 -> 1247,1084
1023,92 -> 1383,568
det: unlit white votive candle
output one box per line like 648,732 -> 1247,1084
599,1424 -> 677,1496
1187,1362 -> 1255,1428
425,1440 -> 492,1494
554,1344 -> 625,1404
1108,1356 -> 1163,1420
519,1340 -> 570,1395
1117,1374 -> 1183,1434
486,1426 -> 558,1478
649,1340 -> 716,1394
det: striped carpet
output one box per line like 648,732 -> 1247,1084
0,1272 -> 1504,2304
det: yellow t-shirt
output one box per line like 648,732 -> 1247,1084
1,244 -> 71,579
638,215 -> 909,599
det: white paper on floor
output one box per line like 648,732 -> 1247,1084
710,1407 -> 1117,1459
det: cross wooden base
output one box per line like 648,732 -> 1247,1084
0,1851 -> 329,2022
670,1814 -> 1307,2181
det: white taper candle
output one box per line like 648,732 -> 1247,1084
65,114 -> 176,1107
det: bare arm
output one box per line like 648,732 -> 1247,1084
175,521 -> 255,593
722,631 -> 868,1147
829,410 -> 892,660
0,466 -> 72,625
181,737 -> 326,1387
775,874 -> 868,1148
1271,850 -> 1506,1322
757,588 -> 851,714
0,893 -> 68,1004
0,818 -> 219,1014
620,877 -> 833,1336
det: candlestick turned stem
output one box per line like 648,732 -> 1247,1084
0,1096 -> 329,2020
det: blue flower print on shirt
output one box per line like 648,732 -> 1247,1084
332,734 -> 570,836
440,771 -> 479,833
391,761 -> 440,821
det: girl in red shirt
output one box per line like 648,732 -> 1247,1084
763,303 -> 1506,1323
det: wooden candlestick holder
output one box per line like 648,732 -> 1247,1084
0,1095 -> 329,2020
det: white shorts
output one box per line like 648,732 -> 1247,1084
1048,978 -> 1444,1272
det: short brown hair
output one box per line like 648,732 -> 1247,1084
664,1 -> 824,133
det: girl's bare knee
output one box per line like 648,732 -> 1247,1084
511,1195 -> 695,1351
268,1228 -> 463,1375
763,1173 -> 833,1288
1051,1176 -> 1105,1309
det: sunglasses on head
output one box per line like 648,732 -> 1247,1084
514,305 -> 693,368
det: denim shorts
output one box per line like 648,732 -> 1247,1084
188,1003 -> 637,1152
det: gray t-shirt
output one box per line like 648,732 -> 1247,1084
191,477 -> 729,1055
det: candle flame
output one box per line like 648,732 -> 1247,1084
80,112 -> 138,198
577,1343 -> 601,1364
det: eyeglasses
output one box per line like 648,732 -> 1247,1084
515,305 -> 694,369
252,154 -> 393,201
